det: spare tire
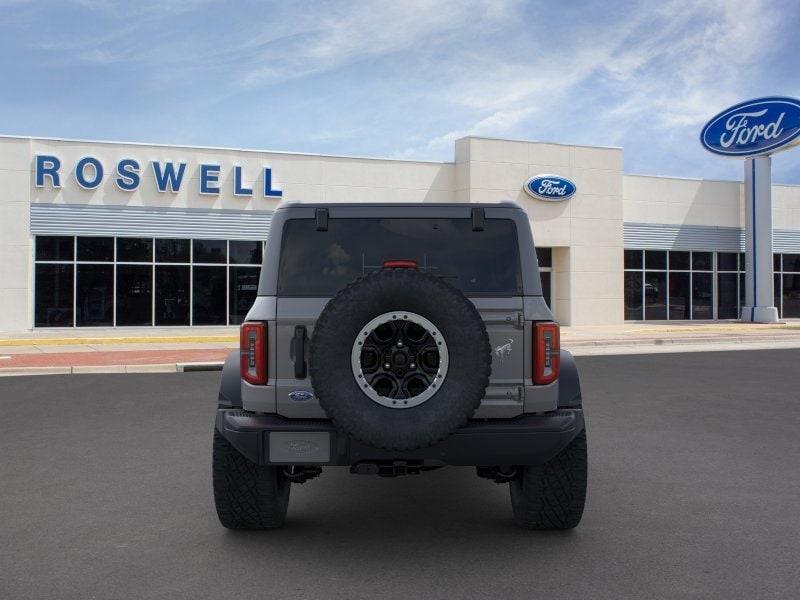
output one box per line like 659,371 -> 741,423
309,269 -> 491,450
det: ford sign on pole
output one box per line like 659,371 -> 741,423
700,95 -> 800,323
700,96 -> 800,157
524,174 -> 576,201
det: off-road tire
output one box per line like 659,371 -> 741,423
509,429 -> 587,530
212,429 -> 290,529
309,269 -> 491,451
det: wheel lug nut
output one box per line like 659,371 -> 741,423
384,363 -> 391,369
409,363 -> 416,369
397,341 -> 403,347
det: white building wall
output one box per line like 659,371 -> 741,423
27,139 -> 455,210
0,138 -> 34,333
455,137 -> 624,326
3,134 -> 800,333
623,173 -> 800,231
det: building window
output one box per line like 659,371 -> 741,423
776,253 -> 800,318
77,236 -> 113,262
193,266 -> 227,325
717,252 -> 742,319
76,264 -> 113,326
193,239 -> 227,264
33,236 -> 265,327
536,247 -> 553,309
117,265 -> 153,326
624,249 -> 744,321
624,271 -> 643,320
155,265 -> 190,325
35,262 -> 74,327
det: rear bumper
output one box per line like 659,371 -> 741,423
215,409 -> 584,467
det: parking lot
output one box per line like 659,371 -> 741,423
2,349 -> 799,600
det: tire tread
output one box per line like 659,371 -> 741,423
510,429 -> 587,530
212,429 -> 290,530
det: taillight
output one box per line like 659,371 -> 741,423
240,322 -> 267,385
533,322 -> 560,385
382,259 -> 418,269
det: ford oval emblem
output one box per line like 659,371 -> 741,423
524,174 -> 576,202
288,390 -> 314,402
700,96 -> 800,157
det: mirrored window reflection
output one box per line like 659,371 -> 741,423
229,267 -> 260,325
784,254 -> 800,273
36,236 -> 74,261
624,271 -> 642,320
645,250 -> 666,270
644,272 -> 667,320
155,265 -> 190,325
718,253 -> 738,272
117,238 -> 153,262
229,240 -> 262,265
668,272 -> 690,320
624,250 -> 642,270
692,273 -> 713,319
116,265 -> 153,325
739,272 -> 745,310
76,264 -> 113,326
35,264 -> 73,326
783,274 -> 800,318
626,249 -> 747,321
540,272 -> 551,309
193,239 -> 227,264
193,266 -> 226,325
78,237 -> 113,262
669,251 -> 689,271
717,273 -> 739,319
536,247 -> 552,269
156,239 -> 190,263
692,252 -> 712,271
774,274 -> 781,313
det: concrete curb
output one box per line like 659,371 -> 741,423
0,361 -> 225,377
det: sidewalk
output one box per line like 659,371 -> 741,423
1,322 -> 799,376
562,321 -> 800,355
0,327 -> 237,376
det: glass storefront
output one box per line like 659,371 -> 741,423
625,250 -> 800,320
625,250 -> 742,321
34,236 -> 263,327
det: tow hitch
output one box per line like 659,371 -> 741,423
350,460 -> 445,477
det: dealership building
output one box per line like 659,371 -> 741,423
1,134 -> 799,333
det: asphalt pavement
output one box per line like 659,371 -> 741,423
1,350 -> 799,600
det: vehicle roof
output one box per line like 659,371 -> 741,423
275,201 -> 523,211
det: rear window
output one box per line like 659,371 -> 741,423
277,217 -> 522,296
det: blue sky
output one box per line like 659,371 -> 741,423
2,0 -> 799,182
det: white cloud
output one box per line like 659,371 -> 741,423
238,0 -> 522,87
397,0 -> 790,159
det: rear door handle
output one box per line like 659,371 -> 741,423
292,326 -> 307,379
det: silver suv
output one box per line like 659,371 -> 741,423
213,202 -> 586,530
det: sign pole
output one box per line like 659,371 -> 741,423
741,155 -> 779,322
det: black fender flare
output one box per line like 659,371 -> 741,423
558,349 -> 582,408
218,351 -> 243,409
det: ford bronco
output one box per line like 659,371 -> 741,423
213,202 -> 587,530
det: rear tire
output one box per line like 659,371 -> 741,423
213,429 -> 290,529
509,429 -> 587,530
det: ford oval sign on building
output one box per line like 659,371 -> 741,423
700,96 -> 800,157
524,174 -> 576,201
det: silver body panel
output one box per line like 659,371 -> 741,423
241,294 -> 559,417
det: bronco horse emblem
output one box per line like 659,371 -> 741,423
494,338 -> 514,363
